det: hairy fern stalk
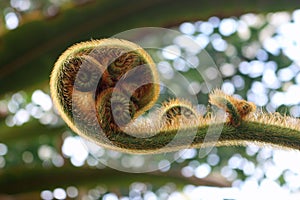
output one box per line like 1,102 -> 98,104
50,38 -> 300,154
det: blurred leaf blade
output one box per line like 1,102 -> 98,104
0,0 -> 298,94
0,120 -> 64,144
0,166 -> 230,195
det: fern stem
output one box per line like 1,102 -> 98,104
83,120 -> 300,154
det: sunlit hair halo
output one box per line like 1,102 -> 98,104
50,38 -> 300,154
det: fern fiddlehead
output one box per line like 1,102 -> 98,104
50,38 -> 300,154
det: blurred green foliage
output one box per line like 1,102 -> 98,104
0,0 -> 300,199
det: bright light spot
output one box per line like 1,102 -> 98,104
179,149 -> 197,159
168,192 -> 185,200
239,61 -> 251,75
158,160 -> 171,172
162,45 -> 181,60
27,103 -> 44,119
52,154 -> 64,167
239,179 -> 259,194
247,91 -> 268,106
107,150 -> 122,159
246,144 -> 260,156
251,81 -> 266,94
62,136 -> 88,167
195,34 -> 209,48
173,58 -> 188,71
174,35 -> 201,54
268,12 -> 291,26
248,60 -> 265,78
221,82 -> 235,95
228,154 -> 242,169
158,61 -> 174,80
265,60 -> 278,71
182,185 -> 196,197
220,63 -> 236,77
211,37 -> 228,52
286,173 -> 300,190
5,12 -> 19,30
66,186 -> 78,198
208,16 -> 220,27
38,145 -> 53,160
262,68 -> 281,89
237,21 -> 251,40
242,161 -> 256,176
144,191 -> 157,200
241,13 -> 264,28
188,160 -> 200,168
204,67 -> 219,80
263,37 -> 281,55
32,90 -> 53,111
103,193 -> 118,200
5,115 -> 16,127
256,148 -> 273,163
232,75 -> 245,90
87,156 -> 98,166
129,189 -> 141,200
7,99 -> 19,113
273,150 -> 300,174
179,22 -> 196,35
15,109 -> 30,125
40,112 -> 58,125
285,85 -> 300,105
188,186 -> 239,200
186,55 -> 199,68
122,155 -> 145,168
259,179 -> 286,198
265,163 -> 282,180
10,0 -> 31,11
188,82 -> 201,95
277,23 -> 300,62
181,166 -> 194,177
290,106 -> 300,117
289,64 -> 300,73
278,67 -> 294,82
207,154 -> 220,166
0,143 -> 8,156
89,188 -> 101,199
198,22 -> 214,35
219,18 -> 237,36
41,190 -> 53,200
225,44 -> 237,57
293,9 -> 300,23
256,49 -> 269,61
85,139 -> 104,157
252,168 -> 264,181
259,24 -> 275,43
295,72 -> 300,85
194,163 -> 211,178
53,188 -> 66,200
130,182 -> 147,192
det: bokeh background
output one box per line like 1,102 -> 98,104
1,0 -> 300,199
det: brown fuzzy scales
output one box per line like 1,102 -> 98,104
209,89 -> 256,126
50,39 -> 300,154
